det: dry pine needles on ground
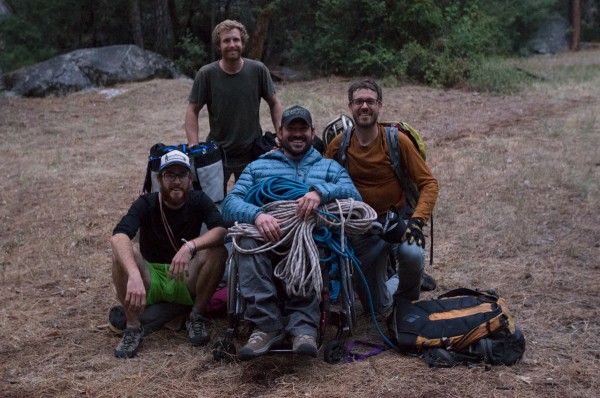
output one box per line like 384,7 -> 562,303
0,50 -> 599,397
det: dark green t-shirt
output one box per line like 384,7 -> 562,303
188,58 -> 276,158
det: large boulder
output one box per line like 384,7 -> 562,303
2,44 -> 180,97
529,16 -> 569,55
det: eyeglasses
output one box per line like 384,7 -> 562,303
162,172 -> 190,182
350,98 -> 380,107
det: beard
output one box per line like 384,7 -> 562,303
353,109 -> 379,129
159,183 -> 191,209
280,136 -> 312,159
221,47 -> 242,62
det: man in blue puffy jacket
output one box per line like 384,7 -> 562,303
222,105 -> 361,360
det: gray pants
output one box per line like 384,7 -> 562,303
237,237 -> 320,337
350,234 -> 424,315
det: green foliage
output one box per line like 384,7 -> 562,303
2,0 -> 566,91
174,32 -> 208,77
0,15 -> 54,72
278,0 -> 526,88
476,0 -> 560,53
9,0 -> 90,51
466,58 -> 529,94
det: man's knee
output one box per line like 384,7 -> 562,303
393,242 -> 424,276
196,245 -> 227,273
111,249 -> 146,280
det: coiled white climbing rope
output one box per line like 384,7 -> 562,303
228,198 -> 377,297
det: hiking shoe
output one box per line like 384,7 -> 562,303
186,314 -> 210,346
238,330 -> 285,361
292,334 -> 318,357
421,272 -> 438,292
114,326 -> 144,358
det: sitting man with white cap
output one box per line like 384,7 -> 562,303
110,150 -> 228,358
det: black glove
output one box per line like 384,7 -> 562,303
403,217 -> 425,248
380,206 -> 407,243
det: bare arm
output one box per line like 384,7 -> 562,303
184,102 -> 201,146
110,233 -> 146,313
169,226 -> 228,282
189,226 -> 228,252
266,93 -> 283,132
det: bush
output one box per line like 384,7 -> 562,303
281,1 -> 514,88
467,58 -> 527,94
0,15 -> 55,72
174,33 -> 208,77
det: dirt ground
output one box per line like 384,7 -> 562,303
0,49 -> 599,397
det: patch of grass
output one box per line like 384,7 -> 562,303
467,57 -> 532,94
467,50 -> 600,94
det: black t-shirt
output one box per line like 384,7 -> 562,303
113,191 -> 225,264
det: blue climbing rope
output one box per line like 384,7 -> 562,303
315,226 -> 398,350
243,176 -> 397,350
244,176 -> 309,205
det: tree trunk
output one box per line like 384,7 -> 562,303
154,0 -> 175,57
570,0 -> 580,51
129,0 -> 144,48
248,7 -> 271,60
168,0 -> 180,44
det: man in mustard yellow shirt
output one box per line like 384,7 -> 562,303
325,79 -> 439,316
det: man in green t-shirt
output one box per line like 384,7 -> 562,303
185,19 -> 282,191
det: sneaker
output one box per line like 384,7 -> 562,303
114,326 -> 144,358
421,272 -> 438,292
238,330 -> 285,361
186,314 -> 210,346
292,334 -> 318,357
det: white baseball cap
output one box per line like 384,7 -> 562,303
159,150 -> 191,171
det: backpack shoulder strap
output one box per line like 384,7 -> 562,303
337,124 -> 353,167
384,126 -> 420,209
384,126 -> 401,178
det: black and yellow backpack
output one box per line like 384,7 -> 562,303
388,288 -> 526,367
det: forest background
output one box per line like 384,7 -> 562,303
1,0 -> 600,397
1,0 -> 600,92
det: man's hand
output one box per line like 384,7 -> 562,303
169,246 -> 193,283
403,217 -> 425,248
255,213 -> 282,242
295,191 -> 321,221
125,274 -> 147,314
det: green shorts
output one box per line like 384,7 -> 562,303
145,262 -> 194,306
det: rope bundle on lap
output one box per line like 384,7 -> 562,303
229,177 -> 377,297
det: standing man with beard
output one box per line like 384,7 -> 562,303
222,105 -> 361,360
324,79 -> 439,318
110,150 -> 228,358
185,19 -> 283,192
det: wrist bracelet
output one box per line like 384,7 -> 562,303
182,239 -> 196,255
